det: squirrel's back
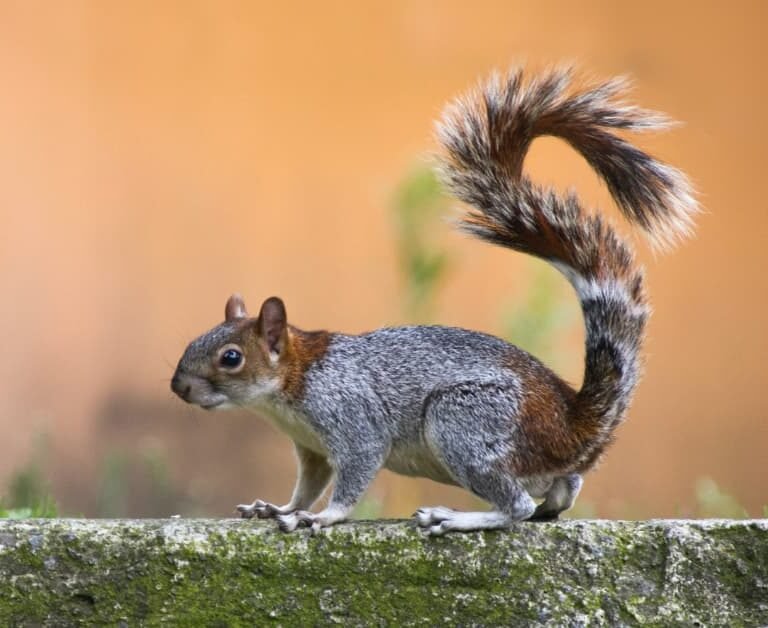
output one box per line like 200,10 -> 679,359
304,325 -> 565,396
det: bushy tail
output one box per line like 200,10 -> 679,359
435,67 -> 698,468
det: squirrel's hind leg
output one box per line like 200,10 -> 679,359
527,473 -> 583,521
413,474 -> 535,535
413,471 -> 535,535
416,382 -> 536,535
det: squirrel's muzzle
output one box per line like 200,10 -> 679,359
170,371 -> 192,401
170,368 -> 231,410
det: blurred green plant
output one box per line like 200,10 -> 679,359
0,500 -> 58,519
499,263 -> 578,369
1,432 -> 190,519
140,444 -> 184,516
694,478 -> 750,519
393,166 -> 451,322
0,435 -> 58,518
96,451 -> 130,518
96,444 -> 189,518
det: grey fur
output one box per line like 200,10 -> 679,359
172,66 -> 697,534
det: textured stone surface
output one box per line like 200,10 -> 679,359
0,518 -> 765,626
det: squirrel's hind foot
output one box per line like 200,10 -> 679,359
413,506 -> 519,536
526,509 -> 561,522
525,474 -> 583,522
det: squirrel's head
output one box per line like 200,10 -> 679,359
171,294 -> 289,410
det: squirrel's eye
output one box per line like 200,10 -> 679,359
220,349 -> 243,369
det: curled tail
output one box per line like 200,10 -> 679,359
435,67 -> 698,469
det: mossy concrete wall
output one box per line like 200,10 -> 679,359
0,519 -> 765,626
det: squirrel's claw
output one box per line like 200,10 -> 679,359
236,499 -> 292,520
235,502 -> 258,519
254,500 -> 284,519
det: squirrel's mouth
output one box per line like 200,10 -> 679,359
196,393 -> 235,411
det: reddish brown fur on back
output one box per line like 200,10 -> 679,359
280,327 -> 332,400
503,350 -> 585,476
503,346 -> 627,477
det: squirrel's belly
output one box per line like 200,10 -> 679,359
384,442 -> 458,486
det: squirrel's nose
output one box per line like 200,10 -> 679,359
170,372 -> 191,400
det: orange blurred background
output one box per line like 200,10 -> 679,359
0,1 -> 765,518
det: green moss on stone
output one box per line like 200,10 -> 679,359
0,519 -> 766,626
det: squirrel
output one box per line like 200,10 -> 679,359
171,66 -> 697,535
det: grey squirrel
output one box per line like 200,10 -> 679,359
171,66 -> 697,534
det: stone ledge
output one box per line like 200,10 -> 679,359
0,518 -> 766,626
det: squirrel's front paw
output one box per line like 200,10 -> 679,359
236,499 -> 290,520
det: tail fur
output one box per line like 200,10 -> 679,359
435,67 -> 698,470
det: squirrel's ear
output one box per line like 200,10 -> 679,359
225,293 -> 248,322
257,296 -> 287,355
